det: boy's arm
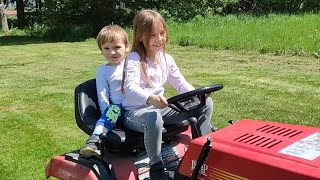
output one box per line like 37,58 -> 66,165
96,66 -> 110,113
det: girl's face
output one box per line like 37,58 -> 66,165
101,37 -> 129,66
144,20 -> 167,59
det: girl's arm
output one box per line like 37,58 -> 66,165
96,65 -> 110,113
167,55 -> 194,93
123,53 -> 153,106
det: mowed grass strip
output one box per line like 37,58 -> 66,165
166,45 -> 320,128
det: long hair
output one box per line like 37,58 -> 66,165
131,9 -> 169,87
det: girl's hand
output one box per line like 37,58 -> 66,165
205,93 -> 211,99
147,94 -> 168,109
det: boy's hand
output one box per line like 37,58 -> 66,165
147,94 -> 168,109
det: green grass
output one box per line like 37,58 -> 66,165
167,45 -> 320,127
0,14 -> 320,179
0,41 -> 100,179
1,40 -> 320,180
169,13 -> 320,57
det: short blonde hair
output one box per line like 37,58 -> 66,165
96,25 -> 129,51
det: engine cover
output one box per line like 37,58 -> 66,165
178,119 -> 320,180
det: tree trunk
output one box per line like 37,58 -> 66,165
37,0 -> 42,9
0,1 -> 9,31
16,0 -> 25,29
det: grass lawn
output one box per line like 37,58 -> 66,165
0,39 -> 319,179
169,14 -> 320,56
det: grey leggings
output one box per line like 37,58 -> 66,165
123,97 -> 214,165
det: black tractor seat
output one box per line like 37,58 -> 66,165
74,79 -> 190,153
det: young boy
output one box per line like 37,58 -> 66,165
80,25 -> 129,155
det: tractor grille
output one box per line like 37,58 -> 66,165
233,124 -> 303,148
256,124 -> 303,137
234,133 -> 282,148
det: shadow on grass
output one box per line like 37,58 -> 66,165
0,36 -> 47,46
0,35 -> 89,46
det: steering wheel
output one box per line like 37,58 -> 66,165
167,84 -> 223,112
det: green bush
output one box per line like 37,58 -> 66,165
159,0 -> 240,21
42,0 -> 118,36
39,0 -> 240,33
43,24 -> 93,42
7,16 -> 18,29
0,27 -> 26,36
238,0 -> 320,13
1,21 -> 93,42
14,0 -> 320,41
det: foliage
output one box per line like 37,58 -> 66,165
158,0 -> 239,21
41,0 -> 122,35
6,16 -> 18,29
42,24 -> 93,42
238,0 -> 320,14
6,0 -> 318,40
0,22 -> 93,42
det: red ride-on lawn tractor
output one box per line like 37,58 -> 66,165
46,79 -> 320,180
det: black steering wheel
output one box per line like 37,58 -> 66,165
167,84 -> 223,112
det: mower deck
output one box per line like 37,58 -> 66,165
46,128 -> 193,180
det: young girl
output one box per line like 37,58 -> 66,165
122,10 -> 214,179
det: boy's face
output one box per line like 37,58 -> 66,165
101,38 -> 128,66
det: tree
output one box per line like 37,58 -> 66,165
0,0 -> 9,31
16,0 -> 25,29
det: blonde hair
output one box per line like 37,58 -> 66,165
131,9 -> 169,87
96,25 -> 129,51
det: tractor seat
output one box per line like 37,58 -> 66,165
74,79 -> 190,153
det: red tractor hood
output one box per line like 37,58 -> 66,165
179,119 -> 320,180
